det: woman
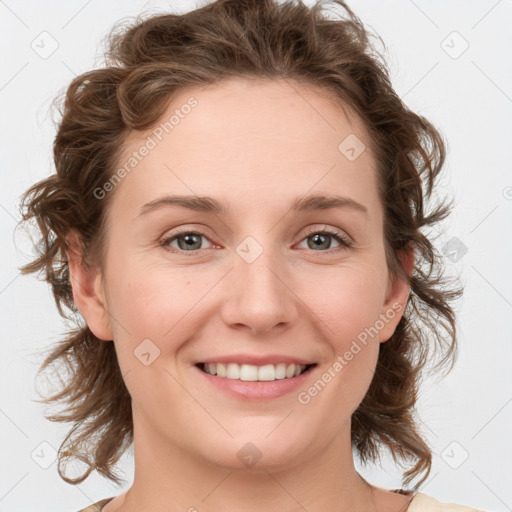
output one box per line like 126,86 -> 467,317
18,0 -> 486,510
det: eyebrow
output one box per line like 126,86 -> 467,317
138,193 -> 368,217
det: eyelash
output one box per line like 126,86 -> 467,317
160,227 -> 352,257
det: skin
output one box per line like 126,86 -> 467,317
68,77 -> 414,512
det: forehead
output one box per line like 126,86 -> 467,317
113,77 -> 379,217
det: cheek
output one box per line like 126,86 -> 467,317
103,255 -> 216,367
304,262 -> 388,346
297,263 -> 386,406
104,264 -> 216,411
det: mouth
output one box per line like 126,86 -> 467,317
195,362 -> 317,382
193,355 -> 319,400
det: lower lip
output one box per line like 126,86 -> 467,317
194,365 -> 316,400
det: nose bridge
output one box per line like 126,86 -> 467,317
221,234 -> 297,334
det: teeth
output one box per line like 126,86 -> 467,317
275,363 -> 287,379
240,364 -> 258,381
202,362 -> 308,381
258,364 -> 275,381
226,363 -> 240,379
217,363 -> 227,377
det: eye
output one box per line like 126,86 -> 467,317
296,226 -> 352,254
160,230 -> 214,254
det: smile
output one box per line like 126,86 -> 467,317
198,362 -> 314,381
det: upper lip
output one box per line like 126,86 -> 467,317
197,354 -> 316,366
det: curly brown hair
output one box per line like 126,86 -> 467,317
18,0 -> 461,490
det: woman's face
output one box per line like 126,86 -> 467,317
74,78 -> 410,472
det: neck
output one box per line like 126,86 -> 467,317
114,415 -> 379,512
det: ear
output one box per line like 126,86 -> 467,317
66,231 -> 113,341
378,243 -> 414,343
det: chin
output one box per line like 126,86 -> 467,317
193,426 -> 317,473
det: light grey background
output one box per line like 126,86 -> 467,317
1,0 -> 511,511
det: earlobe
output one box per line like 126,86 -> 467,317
66,231 -> 113,341
378,244 -> 415,343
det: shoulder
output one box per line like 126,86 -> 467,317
408,492 -> 488,512
74,497 -> 115,512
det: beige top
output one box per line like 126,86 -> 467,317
408,492 -> 487,511
75,492 -> 488,511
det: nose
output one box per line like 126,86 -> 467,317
220,246 -> 299,336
